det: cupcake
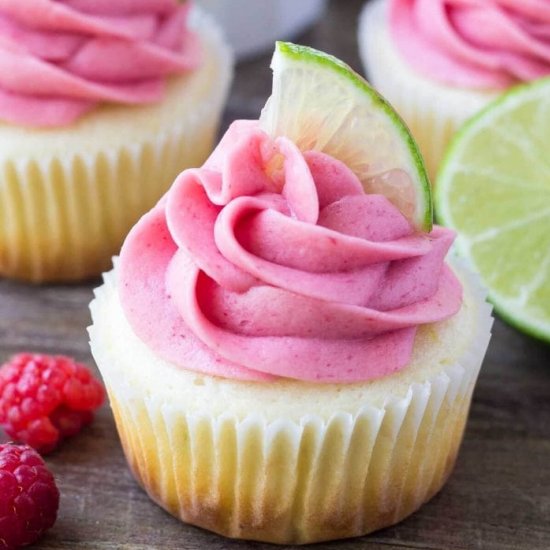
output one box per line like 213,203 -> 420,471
359,0 -> 550,180
89,43 -> 493,544
0,0 -> 232,283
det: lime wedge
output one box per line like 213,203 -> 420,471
436,78 -> 550,343
259,41 -> 432,232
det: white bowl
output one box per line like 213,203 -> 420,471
196,0 -> 328,60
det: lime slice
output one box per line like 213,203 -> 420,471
436,78 -> 550,343
259,41 -> 432,232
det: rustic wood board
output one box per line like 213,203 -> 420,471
1,1 -> 550,548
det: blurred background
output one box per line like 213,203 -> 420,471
208,0 -> 365,125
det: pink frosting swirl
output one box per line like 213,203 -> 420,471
119,121 -> 462,383
390,0 -> 550,88
0,0 -> 201,127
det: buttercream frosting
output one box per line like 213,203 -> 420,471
0,0 -> 200,127
118,121 -> 462,383
390,0 -> 550,89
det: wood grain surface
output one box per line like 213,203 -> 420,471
1,1 -> 550,548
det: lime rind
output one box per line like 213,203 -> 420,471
436,77 -> 550,343
261,41 -> 433,232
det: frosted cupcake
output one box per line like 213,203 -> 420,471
0,0 -> 232,283
359,0 -> 550,179
90,43 -> 493,544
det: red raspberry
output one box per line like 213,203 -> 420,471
0,354 -> 105,454
0,443 -> 59,549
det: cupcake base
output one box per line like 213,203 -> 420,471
0,9 -> 233,283
358,0 -> 498,181
89,260 -> 493,544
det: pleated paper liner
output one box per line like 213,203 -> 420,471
0,9 -> 233,283
0,117 -> 215,282
358,0 -> 498,181
89,260 -> 493,544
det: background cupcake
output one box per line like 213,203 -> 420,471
90,44 -> 493,544
359,0 -> 550,180
0,0 -> 232,283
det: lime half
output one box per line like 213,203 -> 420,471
260,41 -> 432,232
436,78 -> 550,343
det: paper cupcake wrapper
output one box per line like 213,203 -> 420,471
0,10 -> 232,283
107,368 -> 473,544
90,260 -> 493,544
358,0 -> 499,181
0,123 -> 213,282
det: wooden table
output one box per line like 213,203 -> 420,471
1,1 -> 550,548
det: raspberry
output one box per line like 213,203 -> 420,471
0,443 -> 59,549
0,354 -> 105,454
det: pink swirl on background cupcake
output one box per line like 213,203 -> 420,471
390,0 -> 550,89
119,121 -> 462,383
0,0 -> 201,127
